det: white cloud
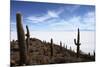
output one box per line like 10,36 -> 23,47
49,11 -> 95,31
12,10 -> 95,32
48,11 -> 59,18
26,9 -> 63,23
80,11 -> 95,30
82,11 -> 95,25
26,15 -> 50,23
25,7 -> 95,31
49,16 -> 81,31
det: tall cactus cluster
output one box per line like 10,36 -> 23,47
50,38 -> 53,58
16,13 -> 28,65
74,28 -> 81,58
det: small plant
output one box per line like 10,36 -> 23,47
74,28 -> 81,58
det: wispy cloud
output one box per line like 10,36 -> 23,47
49,11 -> 95,31
25,9 -> 63,23
65,5 -> 80,13
82,11 -> 95,24
12,10 -> 95,32
11,2 -> 95,32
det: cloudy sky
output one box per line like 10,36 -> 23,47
10,1 -> 95,54
10,1 -> 95,32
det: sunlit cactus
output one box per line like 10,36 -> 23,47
74,28 -> 81,58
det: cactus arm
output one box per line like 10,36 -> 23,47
26,25 -> 30,38
26,25 -> 31,64
74,39 -> 77,45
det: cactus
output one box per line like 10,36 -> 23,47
66,45 -> 67,49
88,52 -> 90,56
11,40 -> 15,49
60,41 -> 62,51
70,46 -> 72,51
74,28 -> 81,58
63,43 -> 65,48
43,40 -> 46,44
26,25 -> 30,52
16,13 -> 27,65
50,38 -> 53,58
93,51 -> 95,57
26,25 -> 32,64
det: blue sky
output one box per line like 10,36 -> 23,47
10,1 -> 95,32
10,1 -> 96,53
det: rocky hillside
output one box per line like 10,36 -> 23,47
11,38 -> 95,66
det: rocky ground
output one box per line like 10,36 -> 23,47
10,38 -> 95,66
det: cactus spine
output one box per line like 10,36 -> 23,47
50,38 -> 53,58
16,13 -> 27,65
74,28 -> 81,58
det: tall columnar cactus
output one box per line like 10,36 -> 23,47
74,28 -> 81,57
60,41 -> 62,51
93,51 -> 95,57
63,43 -> 65,48
26,25 -> 30,52
88,52 -> 90,56
66,45 -> 67,49
50,38 -> 53,58
16,13 -> 27,65
70,46 -> 72,51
